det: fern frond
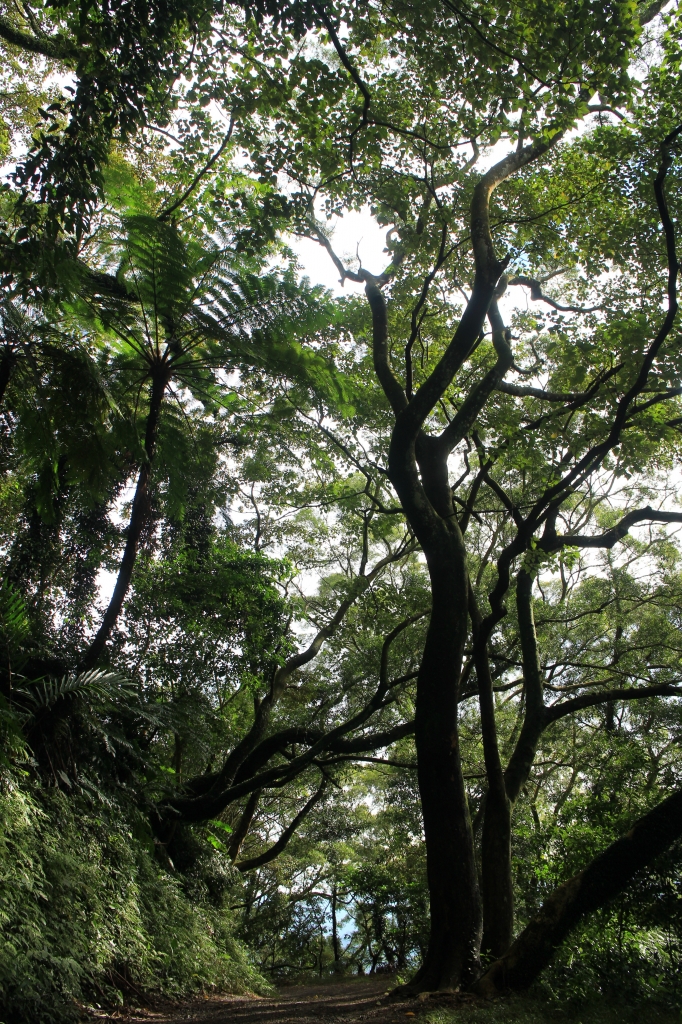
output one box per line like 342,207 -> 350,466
0,582 -> 30,648
19,669 -> 135,712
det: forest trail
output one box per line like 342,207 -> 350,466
102,976 -> 466,1024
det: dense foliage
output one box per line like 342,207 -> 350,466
1,0 -> 682,1019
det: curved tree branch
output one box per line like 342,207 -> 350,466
235,781 -> 327,872
508,274 -> 602,314
228,787 -> 262,862
438,298 -> 514,456
539,505 -> 682,552
158,115 -> 236,222
207,536 -> 416,795
545,683 -> 682,724
166,589 -> 421,823
395,132 -> 565,447
168,714 -> 417,823
496,381 -> 579,402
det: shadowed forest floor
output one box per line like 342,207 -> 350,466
97,976 -> 420,1024
95,975 -> 681,1024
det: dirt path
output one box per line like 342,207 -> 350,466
100,976 -> 469,1024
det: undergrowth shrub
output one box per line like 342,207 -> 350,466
0,780 -> 268,1024
424,996 -> 681,1024
533,919 -> 682,1008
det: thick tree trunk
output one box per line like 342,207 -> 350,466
480,791 -> 513,958
474,787 -> 682,996
405,524 -> 482,990
386,434 -> 481,994
382,410 -> 484,991
80,365 -> 170,671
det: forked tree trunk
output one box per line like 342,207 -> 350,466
361,135 -> 564,991
474,787 -> 682,995
388,433 -> 482,991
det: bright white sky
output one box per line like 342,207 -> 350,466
290,207 -> 388,295
288,200 -> 532,336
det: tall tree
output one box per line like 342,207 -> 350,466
208,0 -> 682,990
3,0 -> 682,1001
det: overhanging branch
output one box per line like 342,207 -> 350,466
0,13 -> 77,60
235,780 -> 327,871
545,683 -> 682,723
539,505 -> 682,552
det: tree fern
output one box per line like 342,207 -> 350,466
18,669 -> 135,713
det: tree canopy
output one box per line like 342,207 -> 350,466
1,0 -> 682,1018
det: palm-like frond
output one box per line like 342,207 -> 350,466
74,203 -> 351,424
19,669 -> 136,712
0,582 -> 31,651
120,214 -> 204,325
